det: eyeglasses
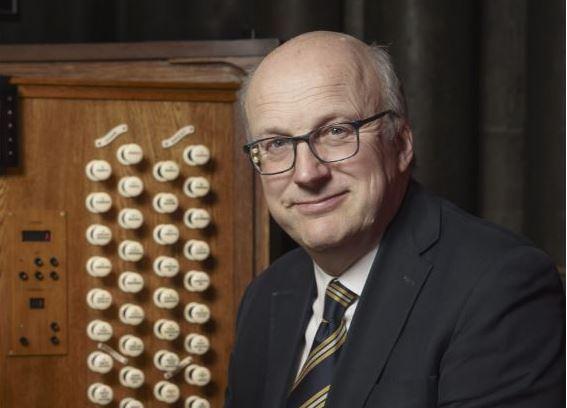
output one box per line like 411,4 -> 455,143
242,110 -> 396,175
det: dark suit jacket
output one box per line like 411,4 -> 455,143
225,182 -> 565,407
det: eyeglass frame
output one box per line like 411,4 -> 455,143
242,109 -> 397,175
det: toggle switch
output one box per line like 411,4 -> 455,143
118,271 -> 144,293
86,256 -> 112,278
153,224 -> 180,245
50,321 -> 60,332
49,271 -> 59,281
117,176 -> 144,198
119,304 -> 145,326
184,364 -> 211,386
154,319 -> 181,341
118,240 -> 144,262
153,256 -> 180,277
116,143 -> 144,165
183,177 -> 210,198
183,208 -> 211,229
152,192 -> 179,214
86,288 -> 113,310
85,192 -> 112,214
184,270 -> 210,292
153,288 -> 180,310
183,240 -> 210,261
49,257 -> 59,267
85,160 -> 112,181
119,366 -> 145,389
118,208 -> 144,230
153,160 -> 180,182
184,333 -> 210,355
185,396 -> 211,408
34,271 -> 44,280
86,224 -> 112,246
34,257 -> 44,267
183,144 -> 210,166
184,302 -> 210,324
87,320 -> 113,342
154,381 -> 180,404
87,383 -> 113,406
154,350 -> 180,371
118,335 -> 144,357
87,351 -> 114,374
18,271 -> 28,281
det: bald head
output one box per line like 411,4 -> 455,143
242,31 -> 406,140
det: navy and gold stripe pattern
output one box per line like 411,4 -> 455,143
287,279 -> 358,408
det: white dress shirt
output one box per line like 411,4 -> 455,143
295,245 -> 379,377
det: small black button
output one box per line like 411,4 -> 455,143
49,271 -> 59,281
18,271 -> 28,281
50,336 -> 60,345
50,322 -> 60,332
19,337 -> 29,346
34,257 -> 43,267
49,257 -> 59,267
34,271 -> 44,281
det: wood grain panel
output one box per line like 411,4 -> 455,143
0,81 -> 261,407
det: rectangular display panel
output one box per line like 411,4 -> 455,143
22,230 -> 51,242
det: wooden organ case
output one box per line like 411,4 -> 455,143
0,40 -> 275,408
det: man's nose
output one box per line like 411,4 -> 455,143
292,142 -> 331,187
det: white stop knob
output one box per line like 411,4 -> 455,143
153,350 -> 180,371
183,145 -> 210,166
118,272 -> 144,293
87,351 -> 114,374
87,383 -> 113,406
153,288 -> 180,309
184,364 -> 211,386
154,319 -> 181,341
118,240 -> 144,262
119,303 -> 145,326
116,143 -> 144,165
184,208 -> 211,229
87,320 -> 113,342
85,192 -> 112,213
154,381 -> 180,403
153,160 -> 180,182
118,208 -> 144,229
119,366 -> 145,389
86,256 -> 112,278
153,224 -> 180,245
85,160 -> 112,181
86,288 -> 112,310
153,256 -> 180,277
118,176 -> 144,198
184,333 -> 210,355
184,271 -> 210,292
185,396 -> 211,408
86,224 -> 112,246
120,397 -> 144,408
152,192 -> 179,214
183,177 -> 210,198
184,302 -> 210,324
184,240 -> 210,261
119,334 -> 144,357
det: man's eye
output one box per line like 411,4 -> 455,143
265,138 -> 290,151
330,126 -> 346,135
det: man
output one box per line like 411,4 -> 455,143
225,31 -> 564,407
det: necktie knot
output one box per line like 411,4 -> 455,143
322,279 -> 358,326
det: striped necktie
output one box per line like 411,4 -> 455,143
287,279 -> 358,408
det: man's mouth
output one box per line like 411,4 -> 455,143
292,191 -> 348,215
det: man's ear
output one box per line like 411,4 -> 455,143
396,123 -> 414,173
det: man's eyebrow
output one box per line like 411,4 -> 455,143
257,113 -> 354,138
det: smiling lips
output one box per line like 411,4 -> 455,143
292,191 -> 348,215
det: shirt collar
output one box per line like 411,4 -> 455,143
313,244 -> 379,298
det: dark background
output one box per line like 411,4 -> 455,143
0,0 -> 564,266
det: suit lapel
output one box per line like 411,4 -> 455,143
328,181 -> 440,407
262,257 -> 316,408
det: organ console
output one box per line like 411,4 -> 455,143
0,39 -> 276,407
